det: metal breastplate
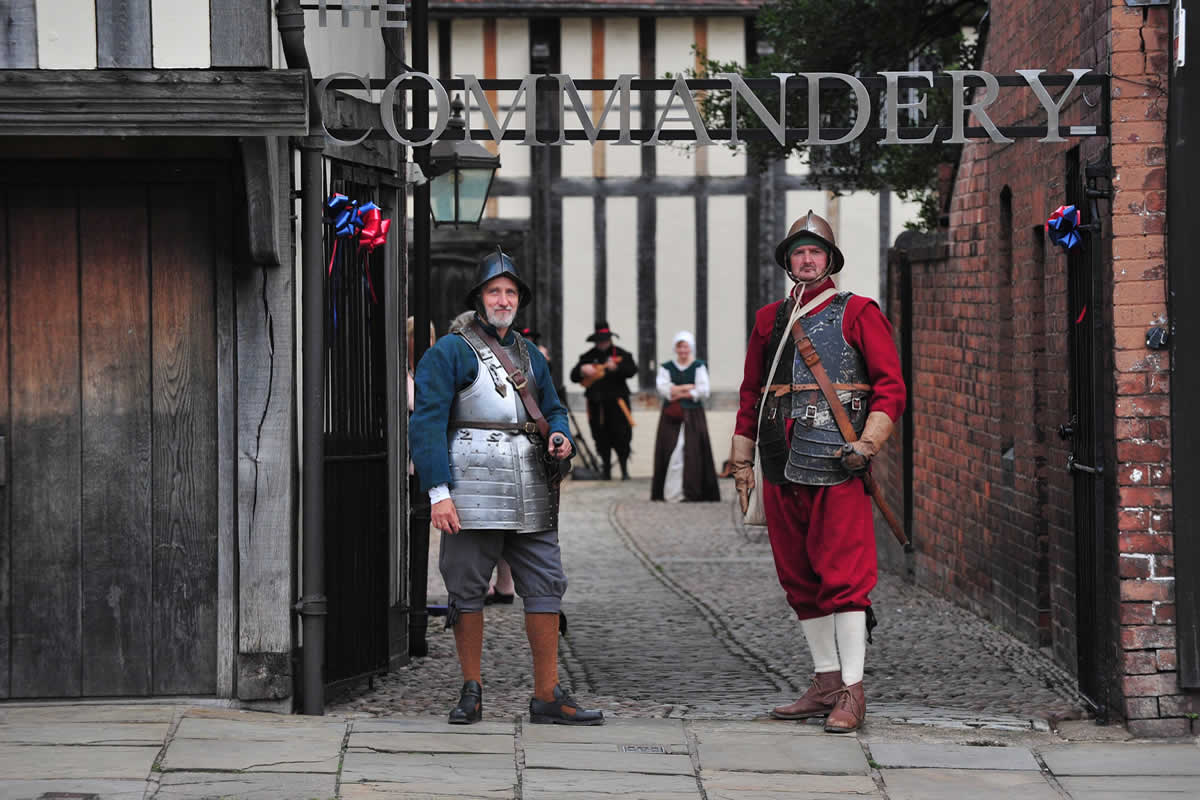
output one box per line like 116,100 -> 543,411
448,327 -> 558,532
785,293 -> 870,486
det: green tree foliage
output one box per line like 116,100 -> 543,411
696,0 -> 986,229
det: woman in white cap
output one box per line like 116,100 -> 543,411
651,331 -> 721,502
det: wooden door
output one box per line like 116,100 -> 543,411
0,162 -> 222,697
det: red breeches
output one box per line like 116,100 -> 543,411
762,477 -> 877,620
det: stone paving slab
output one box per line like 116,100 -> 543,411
1038,742 -> 1200,775
155,771 -> 338,799
878,768 -> 1059,800
701,770 -> 880,798
523,742 -> 695,774
340,784 -> 515,799
161,736 -> 342,773
175,714 -> 347,742
0,744 -> 159,780
691,727 -> 868,774
521,718 -> 687,745
0,722 -> 168,745
1057,775 -> 1200,797
868,742 -> 1039,770
520,768 -> 699,798
352,718 -> 514,736
0,704 -> 177,724
340,752 -> 515,792
350,731 -> 514,754
0,778 -> 149,799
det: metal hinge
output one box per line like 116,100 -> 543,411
1067,454 -> 1103,475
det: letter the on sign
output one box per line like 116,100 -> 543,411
715,72 -> 793,146
552,74 -> 636,145
458,74 -> 540,146
946,70 -> 1013,144
803,73 -> 870,145
647,75 -> 713,146
1018,68 -> 1091,143
880,71 -> 937,145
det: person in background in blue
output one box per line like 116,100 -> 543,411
411,248 -> 604,727
651,331 -> 721,503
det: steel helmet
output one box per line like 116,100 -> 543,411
774,209 -> 845,274
464,246 -> 533,309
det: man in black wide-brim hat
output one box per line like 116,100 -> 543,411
569,322 -> 639,480
411,247 -> 604,726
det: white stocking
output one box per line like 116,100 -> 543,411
800,614 -> 840,674
834,610 -> 867,685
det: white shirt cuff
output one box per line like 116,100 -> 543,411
428,484 -> 451,504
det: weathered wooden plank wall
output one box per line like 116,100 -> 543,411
150,185 -> 219,694
210,0 -> 271,67
80,185 -> 154,696
0,192 -> 10,698
236,137 -> 295,700
96,0 -> 152,68
216,171 -> 238,699
9,187 -> 82,698
0,0 -> 37,68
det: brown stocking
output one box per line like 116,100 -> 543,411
526,612 -> 560,702
454,611 -> 484,684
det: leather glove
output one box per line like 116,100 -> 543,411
840,411 -> 894,476
730,434 -> 756,514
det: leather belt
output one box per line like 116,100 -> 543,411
767,382 -> 871,398
451,420 -> 541,435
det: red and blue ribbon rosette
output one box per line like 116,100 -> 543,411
1045,205 -> 1083,250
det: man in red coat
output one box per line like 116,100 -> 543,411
730,211 -> 905,733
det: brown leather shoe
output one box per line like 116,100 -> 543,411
824,681 -> 866,733
770,670 -> 842,720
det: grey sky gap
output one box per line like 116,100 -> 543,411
319,69 -> 1104,147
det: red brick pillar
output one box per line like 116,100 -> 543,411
1107,1 -> 1184,737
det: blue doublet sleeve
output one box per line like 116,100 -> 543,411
527,344 -> 573,448
410,335 -> 478,491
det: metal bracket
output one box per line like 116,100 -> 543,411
1124,0 -> 1170,5
1067,454 -> 1104,475
294,595 -> 328,616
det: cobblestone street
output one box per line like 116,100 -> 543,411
332,479 -> 1088,729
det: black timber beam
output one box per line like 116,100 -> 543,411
0,70 -> 309,136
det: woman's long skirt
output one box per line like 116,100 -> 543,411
650,406 -> 721,502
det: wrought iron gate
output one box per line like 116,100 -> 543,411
1062,147 -> 1115,717
323,164 -> 390,688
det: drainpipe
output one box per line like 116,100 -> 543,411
276,0 -> 327,716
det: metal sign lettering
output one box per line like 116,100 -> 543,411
320,70 -> 1109,146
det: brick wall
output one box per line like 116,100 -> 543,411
881,1 -> 1195,735
1106,2 -> 1186,738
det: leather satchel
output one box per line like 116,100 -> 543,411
663,399 -> 685,421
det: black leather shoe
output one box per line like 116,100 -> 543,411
529,685 -> 604,726
448,680 -> 482,724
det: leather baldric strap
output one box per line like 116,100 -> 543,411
789,324 -> 859,443
470,320 -> 552,440
767,382 -> 871,398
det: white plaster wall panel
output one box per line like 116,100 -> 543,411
497,196 -> 530,218
150,0 -> 210,68
36,0 -> 97,69
786,190 -> 827,235
786,152 -> 810,175
654,197 -> 696,377
496,17 -> 527,75
603,198 -> 640,379
654,17 -> 698,178
493,111 -> 530,181
304,14 -> 384,103
835,191 -> 881,301
703,17 -> 747,177
890,191 -> 924,234
707,196 -> 748,392
562,197 -> 596,387
604,18 -> 642,177
558,17 -> 594,178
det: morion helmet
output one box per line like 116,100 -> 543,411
464,246 -> 533,309
774,209 -> 845,274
